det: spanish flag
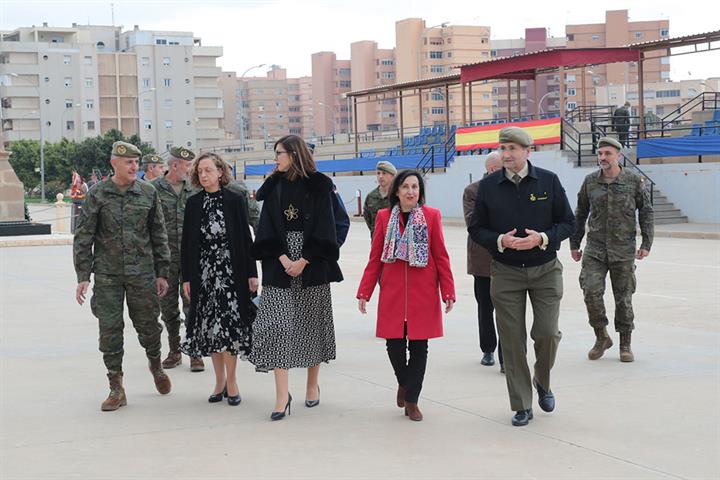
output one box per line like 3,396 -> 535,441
456,117 -> 561,151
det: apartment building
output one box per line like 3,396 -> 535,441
349,40 -> 397,132
311,52 -> 352,136
287,76 -> 313,137
565,9 -> 670,109
0,23 -> 225,151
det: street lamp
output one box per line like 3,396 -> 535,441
238,63 -> 266,149
528,91 -> 559,114
417,22 -> 449,80
9,72 -> 46,202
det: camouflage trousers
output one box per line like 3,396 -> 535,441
579,255 -> 636,333
159,260 -> 189,341
91,273 -> 163,372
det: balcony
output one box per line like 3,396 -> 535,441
193,46 -> 223,58
195,108 -> 223,119
196,128 -> 224,140
193,66 -> 221,78
193,87 -> 222,98
2,129 -> 40,141
2,108 -> 40,120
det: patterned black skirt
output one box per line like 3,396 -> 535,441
249,231 -> 336,372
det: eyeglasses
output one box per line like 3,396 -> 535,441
275,150 -> 290,158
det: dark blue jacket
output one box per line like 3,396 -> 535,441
468,161 -> 575,268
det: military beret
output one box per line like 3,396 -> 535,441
169,146 -> 195,160
597,136 -> 623,150
111,141 -> 142,158
376,160 -> 397,175
498,126 -> 533,147
141,153 -> 164,166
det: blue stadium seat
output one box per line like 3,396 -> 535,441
702,121 -> 717,136
689,124 -> 701,136
713,110 -> 720,122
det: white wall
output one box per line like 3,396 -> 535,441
244,152 -> 720,223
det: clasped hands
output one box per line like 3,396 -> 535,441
501,228 -> 543,250
280,254 -> 308,278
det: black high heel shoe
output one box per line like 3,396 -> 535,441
227,393 -> 242,406
270,393 -> 292,421
208,386 -> 227,403
305,385 -> 320,408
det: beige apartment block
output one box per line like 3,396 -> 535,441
287,76 -> 313,137
1,23 -> 224,152
395,19 -> 493,129
349,40 -> 397,132
565,9 -> 670,110
311,52 -> 352,136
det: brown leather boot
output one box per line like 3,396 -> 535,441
161,335 -> 182,369
404,402 -> 423,421
190,357 -> 205,372
101,372 -> 127,412
148,356 -> 172,394
588,327 -> 613,360
396,386 -> 406,408
619,332 -> 634,362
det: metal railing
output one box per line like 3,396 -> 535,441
621,153 -> 655,205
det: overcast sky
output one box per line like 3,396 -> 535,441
2,0 -> 718,81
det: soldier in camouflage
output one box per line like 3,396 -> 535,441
363,160 -> 397,238
151,146 -> 205,372
226,177 -> 260,234
74,141 -> 173,411
570,136 -> 654,363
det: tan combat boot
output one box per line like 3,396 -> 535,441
161,335 -> 182,369
588,327 -> 613,360
190,356 -> 205,372
148,356 -> 172,394
101,372 -> 127,411
619,332 -> 634,362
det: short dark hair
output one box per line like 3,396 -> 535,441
388,169 -> 425,208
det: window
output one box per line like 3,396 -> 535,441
447,52 -> 452,58
661,57 -> 670,65
382,72 -> 395,79
656,89 -> 680,98
382,111 -> 396,118
63,55 -> 71,65
162,57 -> 171,66
634,32 -> 643,39
166,141 -> 173,151
431,92 -> 444,101
64,77 -> 72,87
65,99 -> 73,108
566,74 -> 576,82
430,65 -> 444,74
381,59 -> 394,66
288,106 -> 300,112
141,57 -> 150,66
143,99 -> 152,109
491,49 -> 497,57
163,98 -> 173,108
165,120 -> 173,129
86,120 -> 95,130
661,28 -> 669,37
66,120 -> 75,130
661,71 -> 671,80
85,99 -> 94,109
163,78 -> 171,87
591,35 -> 600,41
339,80 -> 351,88
83,56 -> 92,65
156,39 -> 167,45
566,34 -> 574,41
142,78 -> 150,88
289,128 -> 302,134
383,99 -> 396,105
429,51 -> 442,59
144,121 -> 152,130
84,77 -> 93,87
339,68 -> 351,76
566,102 -> 577,110
289,117 -> 301,124
567,88 -> 576,96
431,107 -> 444,115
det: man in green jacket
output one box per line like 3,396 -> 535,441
363,160 -> 396,238
74,141 -> 172,411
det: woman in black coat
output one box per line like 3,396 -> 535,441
181,152 -> 258,406
250,135 -> 343,420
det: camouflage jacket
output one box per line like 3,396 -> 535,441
226,179 -> 260,231
570,167 -> 654,262
151,174 -> 197,260
363,186 -> 390,236
73,178 -> 171,282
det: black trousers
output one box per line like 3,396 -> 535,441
474,275 -> 503,364
386,324 -> 428,404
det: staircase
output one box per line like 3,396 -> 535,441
651,188 -> 688,224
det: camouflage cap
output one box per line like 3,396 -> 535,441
498,126 -> 533,147
597,136 -> 623,151
376,160 -> 397,175
141,153 -> 164,166
169,146 -> 195,160
111,141 -> 142,158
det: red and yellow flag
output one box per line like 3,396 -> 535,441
456,117 -> 561,151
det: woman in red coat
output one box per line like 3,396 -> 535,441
357,169 -> 455,421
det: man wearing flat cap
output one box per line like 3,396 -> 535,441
141,153 -> 165,182
570,136 -> 654,363
151,146 -> 205,372
469,126 -> 575,427
363,160 -> 397,238
73,141 -> 172,411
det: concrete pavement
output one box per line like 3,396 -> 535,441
1,224 -> 718,479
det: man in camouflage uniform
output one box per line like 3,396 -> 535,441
141,153 -> 164,181
151,146 -> 205,372
74,141 -> 172,411
226,177 -> 260,233
363,160 -> 397,238
570,136 -> 654,362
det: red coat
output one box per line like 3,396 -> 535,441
357,205 -> 456,340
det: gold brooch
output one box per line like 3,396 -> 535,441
284,203 -> 299,221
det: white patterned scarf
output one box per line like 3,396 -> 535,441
381,205 -> 429,267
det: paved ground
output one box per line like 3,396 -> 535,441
1,224 -> 718,479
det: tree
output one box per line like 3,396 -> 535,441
7,139 -> 40,194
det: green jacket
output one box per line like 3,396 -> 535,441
73,178 -> 171,282
570,167 -> 654,262
151,174 -> 197,261
363,186 -> 390,236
